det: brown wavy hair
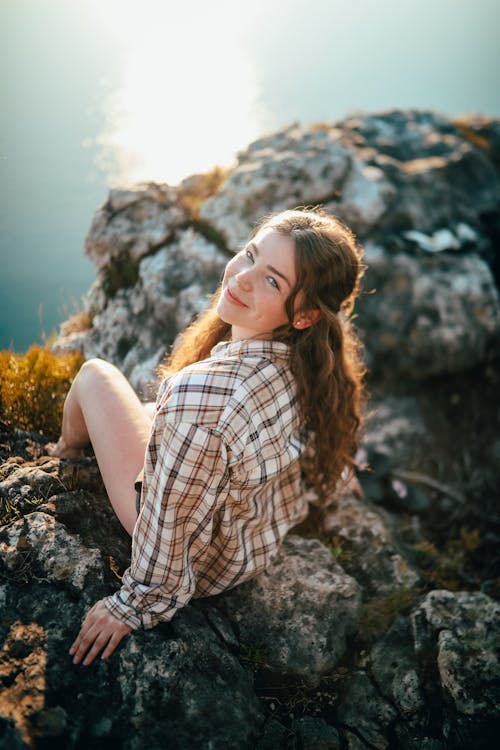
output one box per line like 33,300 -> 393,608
159,207 -> 367,503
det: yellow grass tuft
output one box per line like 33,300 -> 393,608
0,345 -> 84,436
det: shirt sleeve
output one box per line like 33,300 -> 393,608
102,419 -> 230,629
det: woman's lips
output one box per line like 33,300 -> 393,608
225,287 -> 248,307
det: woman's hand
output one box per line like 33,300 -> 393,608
70,600 -> 132,666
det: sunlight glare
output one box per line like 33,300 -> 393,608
85,0 -> 266,186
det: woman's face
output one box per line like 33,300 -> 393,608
216,228 -> 297,341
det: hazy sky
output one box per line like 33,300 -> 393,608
1,0 -> 499,349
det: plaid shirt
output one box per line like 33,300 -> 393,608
103,339 -> 310,629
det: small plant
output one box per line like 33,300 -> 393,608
178,166 -> 229,219
454,118 -> 491,153
412,526 -> 481,591
0,496 -> 45,527
0,345 -> 84,436
327,534 -> 353,566
60,310 -> 94,336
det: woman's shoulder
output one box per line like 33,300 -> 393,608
156,345 -> 295,429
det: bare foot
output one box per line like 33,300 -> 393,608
45,438 -> 85,459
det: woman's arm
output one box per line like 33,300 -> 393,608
72,419 -> 229,664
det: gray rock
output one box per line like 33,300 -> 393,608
294,715 -> 341,750
85,183 -> 188,273
356,249 -> 499,379
223,535 -> 361,685
255,718 -> 288,749
54,110 -> 500,388
66,228 -> 227,393
0,512 -> 103,591
331,161 -> 396,236
370,616 -> 426,719
358,395 -> 434,512
343,731 -> 372,749
338,109 -> 499,235
412,590 -> 500,725
320,494 -> 419,599
0,493 -> 265,749
200,124 -> 352,249
336,671 -> 397,750
361,395 -> 429,468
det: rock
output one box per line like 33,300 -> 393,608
0,478 -> 265,749
358,395 -> 433,512
370,617 -> 426,721
356,248 -> 499,379
365,591 -> 500,750
411,590 -> 500,749
343,731 -> 372,749
255,718 -> 289,749
337,110 -> 498,236
84,183 -> 188,273
294,715 -> 341,750
54,110 -> 500,387
361,395 -> 428,469
320,493 -> 419,599
222,535 -> 361,685
200,124 -> 352,249
332,161 -> 396,236
0,512 -> 103,590
336,671 -> 398,750
67,228 -> 227,393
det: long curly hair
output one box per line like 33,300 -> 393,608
159,207 -> 367,503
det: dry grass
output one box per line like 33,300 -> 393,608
0,345 -> 84,436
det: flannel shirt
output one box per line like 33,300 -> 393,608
103,338 -> 309,629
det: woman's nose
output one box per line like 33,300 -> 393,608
235,268 -> 253,290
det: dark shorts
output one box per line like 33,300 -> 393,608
135,482 -> 142,516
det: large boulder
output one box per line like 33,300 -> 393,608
54,109 -> 500,390
222,535 -> 361,684
356,245 -> 499,378
0,452 -> 264,750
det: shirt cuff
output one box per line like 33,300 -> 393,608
102,587 -> 181,630
102,592 -> 143,630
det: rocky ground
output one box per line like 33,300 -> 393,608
1,109 -> 500,748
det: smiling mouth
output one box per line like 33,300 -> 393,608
225,287 -> 248,307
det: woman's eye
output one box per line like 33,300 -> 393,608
267,276 -> 279,290
245,249 -> 254,262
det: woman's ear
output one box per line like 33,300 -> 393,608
292,309 -> 322,330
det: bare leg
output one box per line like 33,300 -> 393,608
47,358 -> 153,535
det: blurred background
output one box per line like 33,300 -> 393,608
1,0 -> 499,351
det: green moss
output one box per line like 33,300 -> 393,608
357,586 -> 420,641
0,345 -> 84,436
102,254 -> 140,298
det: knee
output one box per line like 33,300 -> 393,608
78,358 -> 120,386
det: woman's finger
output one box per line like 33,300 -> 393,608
70,601 -> 132,665
71,622 -> 100,664
100,628 -> 128,661
81,631 -> 113,666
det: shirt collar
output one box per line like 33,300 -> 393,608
210,338 -> 291,363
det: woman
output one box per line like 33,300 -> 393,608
48,207 -> 366,666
